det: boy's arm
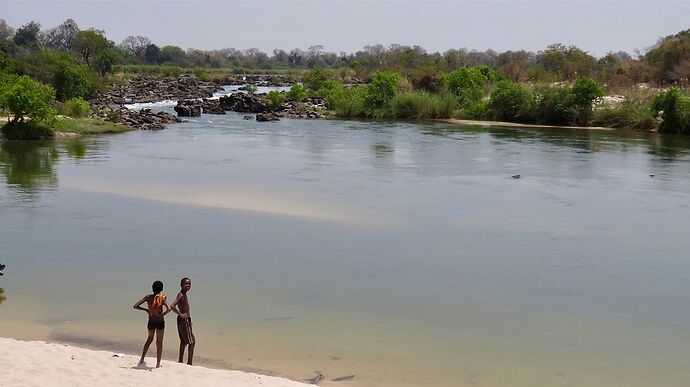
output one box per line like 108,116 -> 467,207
133,296 -> 149,313
169,293 -> 188,318
162,300 -> 171,316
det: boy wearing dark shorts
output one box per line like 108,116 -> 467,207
171,277 -> 195,365
133,280 -> 170,368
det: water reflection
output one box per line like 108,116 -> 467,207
0,288 -> 5,305
0,141 -> 59,196
428,123 -> 690,161
0,138 -> 106,200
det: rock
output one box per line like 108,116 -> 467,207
201,99 -> 226,115
174,100 -> 202,117
243,115 -> 253,120
256,113 -> 279,122
219,93 -> 269,113
90,105 -> 181,130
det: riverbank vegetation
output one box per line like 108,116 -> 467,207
2,18 -> 690,137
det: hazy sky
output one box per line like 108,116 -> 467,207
2,1 -> 689,57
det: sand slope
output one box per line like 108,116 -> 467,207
0,337 -> 314,387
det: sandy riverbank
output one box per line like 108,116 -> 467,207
440,118 -> 617,131
0,337 -> 314,387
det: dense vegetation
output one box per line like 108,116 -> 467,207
2,18 -> 690,137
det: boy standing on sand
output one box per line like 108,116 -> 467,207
171,277 -> 196,365
133,280 -> 170,368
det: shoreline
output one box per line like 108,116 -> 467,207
0,337 -> 314,387
439,118 -> 618,131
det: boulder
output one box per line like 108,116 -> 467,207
256,113 -> 280,122
174,100 -> 202,117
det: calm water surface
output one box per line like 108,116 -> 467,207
1,114 -> 690,387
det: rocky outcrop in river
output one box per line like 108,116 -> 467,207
91,105 -> 181,130
91,76 -> 223,105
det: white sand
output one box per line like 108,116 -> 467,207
0,337 -> 314,387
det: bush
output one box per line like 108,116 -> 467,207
58,97 -> 90,118
532,84 -> 573,125
266,90 -> 284,110
592,98 -> 656,130
363,71 -> 399,113
460,99 -> 490,120
651,87 -> 690,134
570,77 -> 604,125
391,91 -> 455,119
330,85 -> 366,118
0,75 -> 57,124
489,80 -> 533,122
1,121 -> 54,140
444,67 -> 487,106
53,62 -> 93,100
286,84 -> 308,101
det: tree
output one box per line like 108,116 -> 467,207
44,18 -> 80,51
53,62 -> 93,100
120,35 -> 151,56
0,75 -> 56,123
489,80 -> 532,122
444,67 -> 487,106
160,45 -> 186,64
0,19 -> 14,43
94,49 -> 116,76
570,77 -> 603,125
364,70 -> 399,111
651,87 -> 690,134
72,29 -> 109,68
143,44 -> 161,64
13,21 -> 42,49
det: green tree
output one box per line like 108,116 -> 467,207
364,70 -> 399,112
94,48 -> 116,76
570,77 -> 604,125
13,21 -> 41,49
53,62 -> 93,100
444,67 -> 487,106
143,44 -> 162,64
651,87 -> 690,134
0,75 -> 57,123
44,18 -> 80,51
72,30 -> 109,68
489,80 -> 532,122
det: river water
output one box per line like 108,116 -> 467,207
1,113 -> 690,386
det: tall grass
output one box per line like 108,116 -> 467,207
391,91 -> 456,119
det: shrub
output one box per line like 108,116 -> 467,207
592,98 -> 656,130
0,74 -> 57,124
489,80 -> 533,122
1,120 -> 54,140
444,67 -> 487,106
58,97 -> 90,118
330,85 -> 366,118
266,90 -> 284,111
363,70 -> 399,113
286,84 -> 308,101
570,77 -> 604,125
532,84 -> 573,125
53,62 -> 93,100
651,87 -> 690,134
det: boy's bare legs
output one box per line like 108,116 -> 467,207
139,329 -> 155,365
187,342 -> 195,365
178,342 -> 186,363
155,328 -> 164,368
